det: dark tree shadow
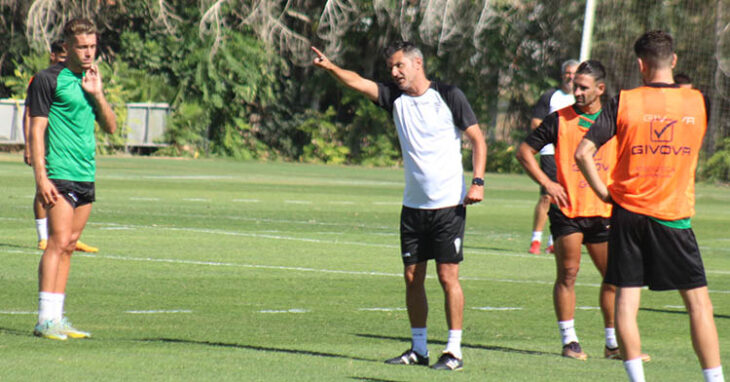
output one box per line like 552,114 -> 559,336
355,333 -> 553,357
138,337 -> 380,363
640,307 -> 730,319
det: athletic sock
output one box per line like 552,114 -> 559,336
36,218 -> 48,241
547,235 -> 554,247
38,292 -> 64,324
411,327 -> 428,357
558,319 -> 579,345
444,329 -> 463,359
531,231 -> 542,242
605,327 -> 618,349
623,358 -> 646,382
703,366 -> 725,382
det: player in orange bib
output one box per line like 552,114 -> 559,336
518,60 -> 631,361
576,31 -> 723,382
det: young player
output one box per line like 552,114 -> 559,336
527,60 -> 579,254
23,40 -> 99,253
28,18 -> 116,340
518,60 -> 625,360
312,41 -> 486,371
576,30 -> 724,382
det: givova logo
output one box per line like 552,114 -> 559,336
631,116 -> 691,156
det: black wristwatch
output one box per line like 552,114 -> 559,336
471,177 -> 484,186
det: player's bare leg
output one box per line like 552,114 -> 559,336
386,262 -> 430,365
680,287 -> 722,369
553,233 -> 587,359
432,262 -> 464,370
529,195 -> 551,254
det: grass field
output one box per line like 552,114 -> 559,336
1,153 -> 729,381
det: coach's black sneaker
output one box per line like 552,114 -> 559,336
384,349 -> 429,366
431,352 -> 463,371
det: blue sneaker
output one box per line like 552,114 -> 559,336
33,320 -> 67,341
59,317 -> 91,339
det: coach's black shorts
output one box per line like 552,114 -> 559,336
400,205 -> 466,265
548,205 -> 609,243
605,203 -> 707,291
50,179 -> 95,208
539,155 -> 557,196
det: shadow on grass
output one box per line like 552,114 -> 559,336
355,333 -> 553,357
349,377 -> 403,382
138,337 -> 380,363
0,243 -> 35,251
463,245 -> 516,253
640,307 -> 730,320
0,327 -> 30,336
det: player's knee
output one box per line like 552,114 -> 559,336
558,266 -> 579,285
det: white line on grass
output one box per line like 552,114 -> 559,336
372,201 -> 401,206
183,198 -> 210,202
259,309 -> 309,314
129,197 -> 160,201
664,305 -> 685,310
577,306 -> 600,310
125,310 -> 193,314
284,200 -> 312,205
358,307 -> 407,312
471,307 -> 522,311
328,201 -> 355,205
143,175 -> 233,180
3,247 -> 730,293
0,311 -> 36,315
232,199 -> 260,203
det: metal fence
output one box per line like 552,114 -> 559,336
0,100 -> 170,148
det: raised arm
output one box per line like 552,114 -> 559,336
82,64 -> 116,134
311,46 -> 379,102
462,124 -> 486,205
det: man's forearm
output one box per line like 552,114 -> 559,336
93,94 -> 117,134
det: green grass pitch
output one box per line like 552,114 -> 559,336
1,154 -> 728,381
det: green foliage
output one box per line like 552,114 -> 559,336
297,107 -> 349,164
156,101 -> 210,157
486,141 -> 524,174
703,138 -> 730,182
0,54 -> 48,99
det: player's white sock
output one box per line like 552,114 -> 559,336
36,218 -> 48,241
411,327 -> 428,357
444,329 -> 463,359
605,327 -> 618,348
547,235 -> 554,247
623,358 -> 646,382
38,292 -> 64,324
558,319 -> 578,345
531,231 -> 542,242
703,366 -> 725,382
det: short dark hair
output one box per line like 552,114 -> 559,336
63,18 -> 97,43
384,41 -> 423,61
634,30 -> 674,68
576,60 -> 606,83
50,40 -> 65,54
674,72 -> 692,84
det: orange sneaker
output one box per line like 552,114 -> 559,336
38,240 -> 47,250
528,240 -> 541,255
546,244 -> 555,254
75,241 -> 99,253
